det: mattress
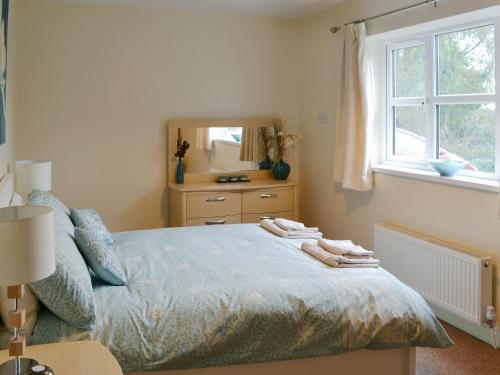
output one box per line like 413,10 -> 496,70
30,224 -> 451,372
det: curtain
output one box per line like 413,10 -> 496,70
334,23 -> 374,191
239,127 -> 261,162
195,128 -> 212,151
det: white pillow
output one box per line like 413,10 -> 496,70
0,286 -> 39,338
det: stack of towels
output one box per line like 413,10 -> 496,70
260,218 -> 323,240
301,239 -> 379,268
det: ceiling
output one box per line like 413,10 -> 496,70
54,0 -> 346,18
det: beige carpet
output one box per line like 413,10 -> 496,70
417,322 -> 500,374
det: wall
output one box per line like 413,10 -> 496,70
12,0 -> 299,230
299,0 -> 500,319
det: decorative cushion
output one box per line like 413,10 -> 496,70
0,286 -> 39,338
28,192 -> 96,330
29,229 -> 96,330
70,208 -> 113,245
74,227 -> 127,286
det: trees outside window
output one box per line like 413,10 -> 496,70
386,22 -> 498,177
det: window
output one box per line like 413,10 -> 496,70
209,127 -> 243,144
385,20 -> 499,179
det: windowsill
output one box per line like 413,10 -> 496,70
373,164 -> 499,193
212,139 -> 241,147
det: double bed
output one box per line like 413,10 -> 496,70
0,173 -> 452,374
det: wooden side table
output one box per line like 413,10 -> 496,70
0,341 -> 122,375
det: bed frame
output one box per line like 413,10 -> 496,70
129,347 -> 416,375
0,173 -> 417,375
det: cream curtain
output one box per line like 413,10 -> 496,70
195,128 -> 212,151
239,127 -> 261,162
334,23 -> 374,191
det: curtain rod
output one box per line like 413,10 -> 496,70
330,0 -> 439,34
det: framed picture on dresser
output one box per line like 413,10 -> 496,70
0,0 -> 9,145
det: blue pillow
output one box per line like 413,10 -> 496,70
29,190 -> 74,235
74,227 -> 127,286
28,193 -> 96,330
70,208 -> 113,245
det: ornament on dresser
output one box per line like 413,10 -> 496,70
175,130 -> 190,184
271,118 -> 300,180
258,127 -> 274,170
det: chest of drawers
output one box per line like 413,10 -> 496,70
168,179 -> 298,227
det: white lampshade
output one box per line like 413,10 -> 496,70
14,160 -> 52,193
0,206 -> 55,286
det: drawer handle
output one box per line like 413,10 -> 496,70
206,196 -> 226,202
205,219 -> 226,225
260,216 -> 276,220
260,193 -> 278,199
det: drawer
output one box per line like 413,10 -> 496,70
242,210 -> 294,223
186,214 -> 241,226
242,188 -> 294,214
186,192 -> 241,219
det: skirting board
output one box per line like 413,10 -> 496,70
429,301 -> 499,347
128,347 -> 416,375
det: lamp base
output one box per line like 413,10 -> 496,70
0,358 -> 38,375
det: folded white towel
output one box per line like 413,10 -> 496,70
261,219 -> 323,239
342,254 -> 373,260
337,263 -> 379,268
301,242 -> 379,268
336,255 -> 379,265
274,218 -> 319,233
318,239 -> 374,257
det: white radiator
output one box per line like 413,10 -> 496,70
374,223 -> 493,326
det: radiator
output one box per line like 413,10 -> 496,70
374,223 -> 493,325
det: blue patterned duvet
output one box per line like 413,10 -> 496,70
31,224 -> 451,372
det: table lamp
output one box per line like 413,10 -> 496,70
0,206 -> 55,375
14,161 -> 52,199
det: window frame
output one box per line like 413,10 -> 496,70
383,17 -> 500,181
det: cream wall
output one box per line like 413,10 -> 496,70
299,0 -> 500,318
12,0 -> 299,231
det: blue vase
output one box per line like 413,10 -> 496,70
176,158 -> 184,184
272,159 -> 290,180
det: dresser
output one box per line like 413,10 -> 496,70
168,178 -> 299,227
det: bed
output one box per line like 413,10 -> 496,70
0,174 -> 452,375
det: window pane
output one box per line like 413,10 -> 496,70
438,104 -> 495,173
393,44 -> 426,98
437,24 -> 495,95
394,106 -> 427,158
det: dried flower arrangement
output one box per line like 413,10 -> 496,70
272,117 -> 301,162
175,139 -> 190,159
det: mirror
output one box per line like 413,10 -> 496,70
178,126 -> 275,174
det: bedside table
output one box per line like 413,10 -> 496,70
0,341 -> 122,375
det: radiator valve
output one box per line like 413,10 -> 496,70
486,305 -> 496,327
486,305 -> 497,350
